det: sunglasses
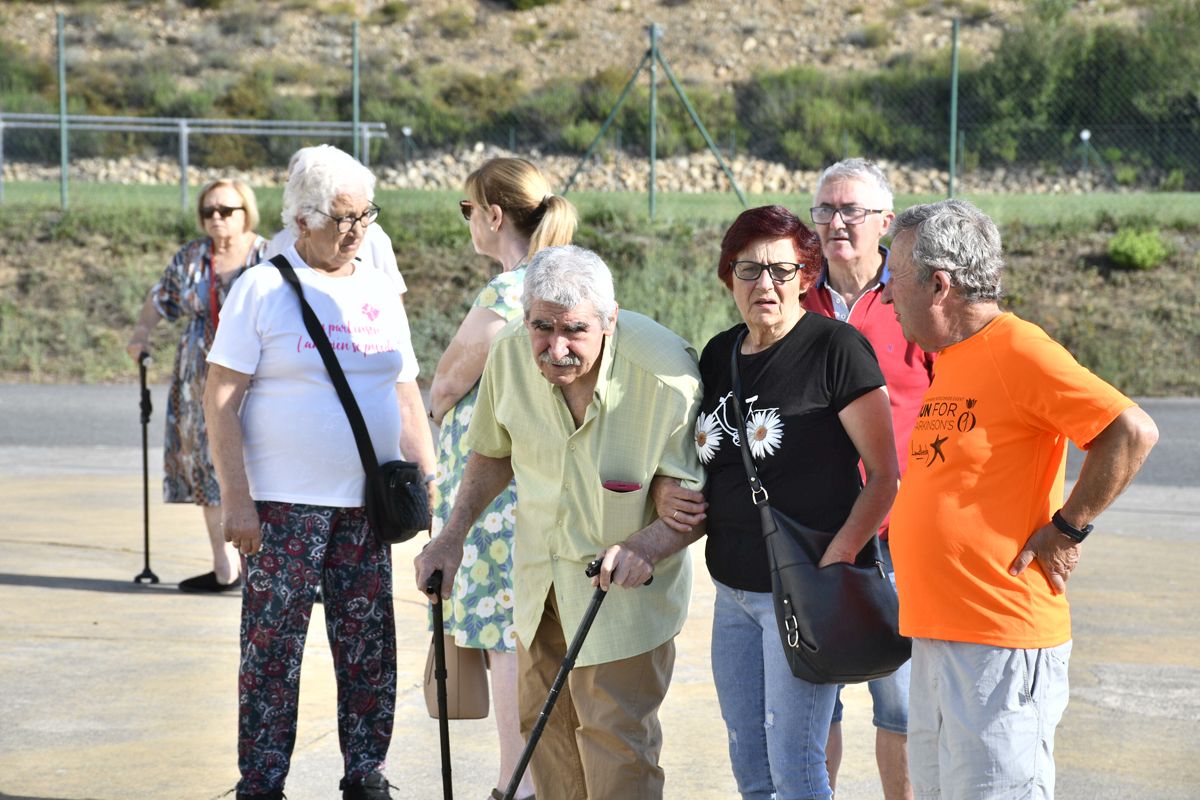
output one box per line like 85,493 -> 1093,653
201,204 -> 244,219
459,199 -> 474,221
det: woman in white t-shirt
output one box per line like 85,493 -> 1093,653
204,145 -> 435,800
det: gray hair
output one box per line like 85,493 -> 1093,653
890,199 -> 1004,302
522,245 -> 617,329
280,144 -> 376,236
815,158 -> 894,210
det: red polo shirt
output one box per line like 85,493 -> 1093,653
803,248 -> 935,538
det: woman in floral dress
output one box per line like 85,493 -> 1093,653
126,179 -> 269,593
428,158 -> 576,800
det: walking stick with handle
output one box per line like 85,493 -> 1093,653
426,570 -> 453,800
501,559 -> 652,800
133,352 -> 159,585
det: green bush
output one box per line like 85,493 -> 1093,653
372,2 -> 410,25
1160,169 -> 1186,191
850,23 -> 891,49
1107,229 -> 1168,271
430,8 -> 475,40
505,0 -> 561,9
1113,164 -> 1139,186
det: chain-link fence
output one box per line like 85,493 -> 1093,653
2,3 -> 1197,197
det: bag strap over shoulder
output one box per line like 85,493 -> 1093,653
270,253 -> 381,477
728,328 -> 769,509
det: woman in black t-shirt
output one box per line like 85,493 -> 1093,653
667,205 -> 899,799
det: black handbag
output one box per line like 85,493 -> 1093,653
271,255 -> 429,544
728,330 -> 910,684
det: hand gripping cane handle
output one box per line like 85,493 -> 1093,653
502,559 -> 652,800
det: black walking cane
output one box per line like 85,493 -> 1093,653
133,352 -> 159,585
501,559 -> 652,800
426,570 -> 453,800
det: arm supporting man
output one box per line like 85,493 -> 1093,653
598,516 -> 708,590
1010,405 -> 1159,592
203,363 -> 259,555
414,450 -> 513,601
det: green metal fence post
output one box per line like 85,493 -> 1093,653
948,17 -> 960,199
352,21 -> 360,161
656,51 -> 747,207
648,23 -> 659,220
57,12 -> 69,210
561,51 -> 650,195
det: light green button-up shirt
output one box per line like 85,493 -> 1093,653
466,310 -> 704,667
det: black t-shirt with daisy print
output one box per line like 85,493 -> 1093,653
696,313 -> 885,593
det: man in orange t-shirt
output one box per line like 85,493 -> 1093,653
881,200 -> 1158,800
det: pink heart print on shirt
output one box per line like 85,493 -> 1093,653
361,303 -> 380,321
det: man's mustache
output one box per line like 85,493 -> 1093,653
539,352 -> 583,367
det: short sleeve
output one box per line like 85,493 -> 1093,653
996,329 -> 1133,450
151,241 -> 200,322
473,269 -> 526,323
393,299 -> 420,383
464,337 -> 513,458
207,268 -> 265,376
826,323 -> 886,412
654,373 -> 706,492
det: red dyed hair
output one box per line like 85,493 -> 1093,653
717,205 -> 823,294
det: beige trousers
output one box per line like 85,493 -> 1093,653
516,590 -> 675,800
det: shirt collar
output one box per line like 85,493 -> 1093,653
817,244 -> 892,289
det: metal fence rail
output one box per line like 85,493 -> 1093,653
0,113 -> 388,211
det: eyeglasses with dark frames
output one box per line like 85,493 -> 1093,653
200,204 -> 244,219
314,203 -> 381,233
731,261 -> 803,283
459,199 -> 474,221
809,205 -> 885,225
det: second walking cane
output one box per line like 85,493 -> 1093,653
427,570 -> 454,800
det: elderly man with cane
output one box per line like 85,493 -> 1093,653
415,244 -> 705,800
882,199 -> 1158,799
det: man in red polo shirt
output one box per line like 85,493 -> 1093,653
804,159 -> 934,800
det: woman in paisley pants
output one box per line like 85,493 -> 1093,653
204,145 -> 435,800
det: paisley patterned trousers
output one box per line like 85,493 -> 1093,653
237,502 -> 396,795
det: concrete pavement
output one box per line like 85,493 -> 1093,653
0,389 -> 1198,799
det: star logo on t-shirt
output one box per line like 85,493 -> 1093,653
927,434 -> 948,466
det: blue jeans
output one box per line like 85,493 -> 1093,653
711,579 -> 836,800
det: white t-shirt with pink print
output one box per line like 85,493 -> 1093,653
208,244 -> 419,507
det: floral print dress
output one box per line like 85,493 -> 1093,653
431,268 -> 525,652
151,235 -> 269,505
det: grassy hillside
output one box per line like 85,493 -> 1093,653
1,185 -> 1196,394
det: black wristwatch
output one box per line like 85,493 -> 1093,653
1051,509 -> 1093,543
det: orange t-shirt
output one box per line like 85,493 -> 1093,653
889,313 -> 1134,649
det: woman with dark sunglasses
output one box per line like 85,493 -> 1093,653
125,178 -> 268,593
427,157 -> 576,800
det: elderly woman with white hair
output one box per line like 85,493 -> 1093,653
204,145 -> 434,800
